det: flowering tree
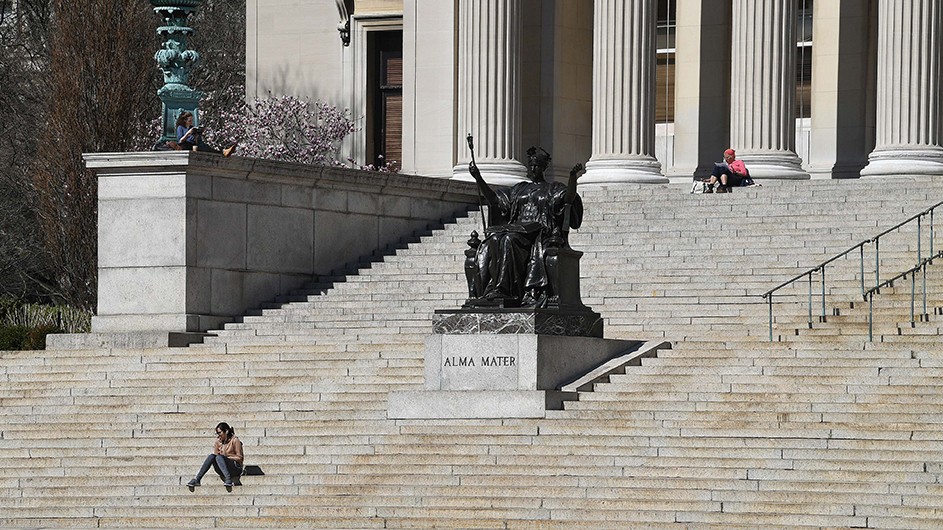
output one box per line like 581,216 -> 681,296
201,86 -> 356,166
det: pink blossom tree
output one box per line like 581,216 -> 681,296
201,86 -> 357,166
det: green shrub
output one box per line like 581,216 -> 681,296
0,325 -> 30,350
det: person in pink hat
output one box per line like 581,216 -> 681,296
703,148 -> 750,193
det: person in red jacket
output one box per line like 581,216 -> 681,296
186,422 -> 244,489
704,148 -> 750,193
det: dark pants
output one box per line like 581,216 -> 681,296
194,453 -> 242,482
179,140 -> 222,154
711,165 -> 743,186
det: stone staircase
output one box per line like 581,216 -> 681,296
3,177 -> 943,528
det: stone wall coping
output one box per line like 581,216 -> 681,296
83,152 -> 481,203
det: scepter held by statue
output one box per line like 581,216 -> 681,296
467,133 -> 488,232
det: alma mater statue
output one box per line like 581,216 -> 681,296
465,147 -> 585,309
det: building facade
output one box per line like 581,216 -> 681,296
247,0 -> 943,184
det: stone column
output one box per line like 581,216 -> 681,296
729,0 -> 809,179
452,0 -> 528,186
862,0 -> 943,177
580,0 -> 666,186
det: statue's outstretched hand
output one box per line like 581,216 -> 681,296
469,161 -> 482,180
570,163 -> 585,179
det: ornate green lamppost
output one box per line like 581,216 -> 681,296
151,0 -> 202,142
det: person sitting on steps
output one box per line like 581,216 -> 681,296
703,148 -> 750,193
186,422 -> 244,489
176,111 -> 237,157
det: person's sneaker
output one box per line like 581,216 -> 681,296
716,185 -> 728,193
186,479 -> 200,487
705,184 -> 714,193
223,479 -> 234,487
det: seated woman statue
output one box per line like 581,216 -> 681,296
467,147 -> 584,308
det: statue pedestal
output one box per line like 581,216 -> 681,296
388,309 -> 639,419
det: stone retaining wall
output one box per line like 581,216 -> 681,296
80,152 -> 478,338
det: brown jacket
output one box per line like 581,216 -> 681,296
214,435 -> 244,465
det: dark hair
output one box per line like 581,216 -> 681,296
216,422 -> 235,437
175,111 -> 193,128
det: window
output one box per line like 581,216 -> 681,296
367,30 -> 402,169
796,0 -> 812,119
656,0 -> 676,123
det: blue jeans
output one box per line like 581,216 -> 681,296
194,454 -> 242,482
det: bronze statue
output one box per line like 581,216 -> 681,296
465,146 -> 585,308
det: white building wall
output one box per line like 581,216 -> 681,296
246,1 -> 347,103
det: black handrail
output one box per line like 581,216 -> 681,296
862,250 -> 943,341
863,250 -> 943,299
760,240 -> 867,299
761,199 -> 943,341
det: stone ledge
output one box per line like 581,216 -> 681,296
84,152 -> 481,203
46,332 -> 211,350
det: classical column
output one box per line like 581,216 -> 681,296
729,0 -> 809,179
862,0 -> 943,178
580,0 -> 666,186
452,0 -> 527,186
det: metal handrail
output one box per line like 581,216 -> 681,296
861,250 -> 943,341
762,199 -> 943,341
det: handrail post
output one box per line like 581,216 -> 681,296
911,269 -> 916,325
807,274 -> 813,329
768,294 -> 773,342
923,260 -> 928,319
931,209 -> 935,257
860,245 -> 865,298
868,292 -> 873,342
821,267 -> 826,320
875,238 -> 880,291
918,215 -> 923,268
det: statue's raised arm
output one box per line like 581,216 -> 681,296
468,160 -> 499,208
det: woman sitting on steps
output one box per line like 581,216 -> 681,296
186,422 -> 244,489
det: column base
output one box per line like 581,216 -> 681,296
452,160 -> 528,186
861,147 -> 943,178
578,157 -> 668,187
738,151 -> 809,179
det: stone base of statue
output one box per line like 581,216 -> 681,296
388,308 -> 640,419
433,307 -> 603,337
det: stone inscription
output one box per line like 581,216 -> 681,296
443,356 -> 516,367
